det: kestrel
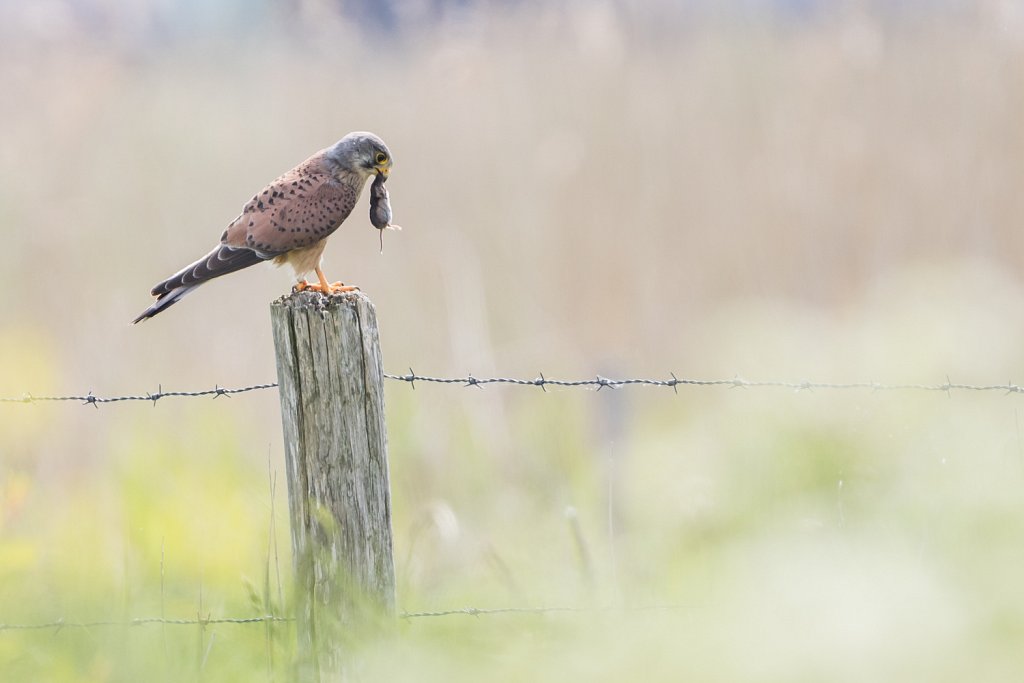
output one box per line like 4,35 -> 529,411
133,131 -> 394,323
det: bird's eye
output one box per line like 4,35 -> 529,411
375,152 -> 388,164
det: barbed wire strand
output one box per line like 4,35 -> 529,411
400,604 -> 686,618
1,373 -> 1022,406
0,615 -> 292,632
0,382 -> 279,407
0,605 -> 687,632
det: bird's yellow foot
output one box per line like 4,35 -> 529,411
302,267 -> 359,294
295,280 -> 358,294
326,281 -> 359,294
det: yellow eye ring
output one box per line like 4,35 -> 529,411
375,152 -> 388,165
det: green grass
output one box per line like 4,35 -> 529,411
5,370 -> 1024,680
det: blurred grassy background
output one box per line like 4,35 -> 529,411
4,0 -> 1024,680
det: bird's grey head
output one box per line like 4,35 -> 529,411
327,131 -> 393,179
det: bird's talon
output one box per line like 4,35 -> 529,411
327,283 -> 359,294
295,281 -> 357,295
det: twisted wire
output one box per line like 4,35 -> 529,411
2,372 -> 1020,406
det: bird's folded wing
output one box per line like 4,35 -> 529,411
222,170 -> 359,255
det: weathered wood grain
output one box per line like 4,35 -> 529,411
270,290 -> 395,680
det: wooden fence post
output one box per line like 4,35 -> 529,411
270,290 -> 396,680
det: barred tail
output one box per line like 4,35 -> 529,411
132,245 -> 266,323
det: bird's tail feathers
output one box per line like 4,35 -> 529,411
132,244 -> 267,323
132,285 -> 199,323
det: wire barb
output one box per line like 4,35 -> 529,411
534,372 -> 547,392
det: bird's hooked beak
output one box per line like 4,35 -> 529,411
375,165 -> 390,178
